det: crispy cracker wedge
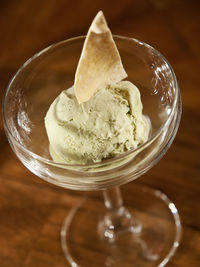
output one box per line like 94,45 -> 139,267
74,11 -> 128,104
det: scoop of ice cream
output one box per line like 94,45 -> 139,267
44,81 -> 149,164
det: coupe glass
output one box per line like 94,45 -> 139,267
3,36 -> 182,266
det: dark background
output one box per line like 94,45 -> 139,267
0,0 -> 200,266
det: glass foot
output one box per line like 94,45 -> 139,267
61,184 -> 181,266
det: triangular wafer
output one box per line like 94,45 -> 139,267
74,11 -> 128,104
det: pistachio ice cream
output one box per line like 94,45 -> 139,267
45,81 -> 149,164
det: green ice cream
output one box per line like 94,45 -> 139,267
45,81 -> 149,164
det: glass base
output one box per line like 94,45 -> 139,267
61,184 -> 181,266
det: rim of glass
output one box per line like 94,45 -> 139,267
2,35 -> 179,168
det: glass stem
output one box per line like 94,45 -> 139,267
103,186 -> 123,210
98,186 -> 142,242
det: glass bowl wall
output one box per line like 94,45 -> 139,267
3,36 -> 181,190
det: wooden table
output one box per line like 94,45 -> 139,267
0,0 -> 199,266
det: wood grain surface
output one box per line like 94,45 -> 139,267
0,0 -> 200,266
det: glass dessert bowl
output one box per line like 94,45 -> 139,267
3,36 -> 182,266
